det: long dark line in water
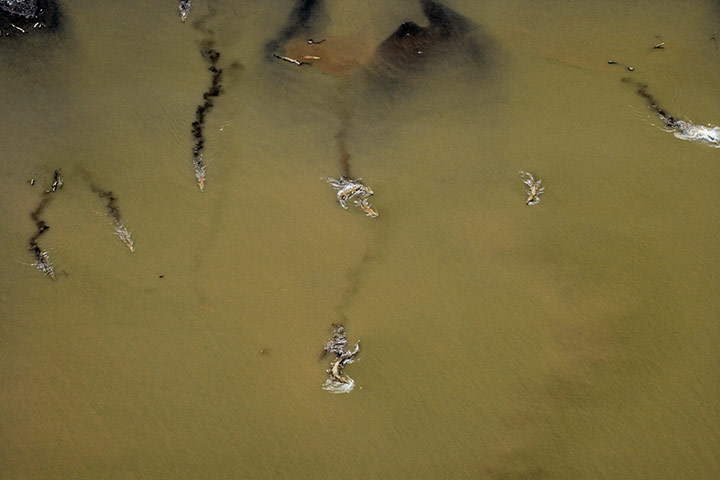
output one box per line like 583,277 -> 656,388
89,185 -> 135,252
622,77 -> 678,128
334,247 -> 378,319
28,170 -> 62,280
623,77 -> 720,147
265,0 -> 323,55
190,41 -> 223,192
335,106 -> 353,178
327,100 -> 378,217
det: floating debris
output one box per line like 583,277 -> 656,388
190,42 -> 223,191
90,186 -> 135,252
178,0 -> 191,22
48,168 -> 62,192
608,60 -> 635,72
28,170 -> 63,280
624,78 -> 720,148
519,171 -> 544,206
327,176 -> 378,217
654,42 -> 665,49
272,53 -> 306,66
320,324 -> 360,393
306,38 -> 325,44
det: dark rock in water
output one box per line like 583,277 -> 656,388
0,0 -> 59,37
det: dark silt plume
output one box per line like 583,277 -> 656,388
190,41 -> 223,192
420,0 -> 471,37
28,169 -> 62,280
335,107 -> 353,178
622,77 -> 678,128
90,185 -> 120,220
372,0 -> 484,80
265,0 -> 324,54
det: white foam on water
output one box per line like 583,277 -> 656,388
322,376 -> 356,394
671,121 -> 720,148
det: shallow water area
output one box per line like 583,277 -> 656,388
2,1 -> 720,479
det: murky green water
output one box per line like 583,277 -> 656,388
2,1 -> 719,478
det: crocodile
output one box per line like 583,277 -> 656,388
178,0 -> 191,23
0,0 -> 59,38
28,170 -> 62,279
625,78 -> 720,148
48,168 -> 62,192
90,185 -> 135,252
519,171 -> 544,206
190,42 -> 223,191
327,176 -> 378,217
321,323 -> 360,385
330,341 -> 360,384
